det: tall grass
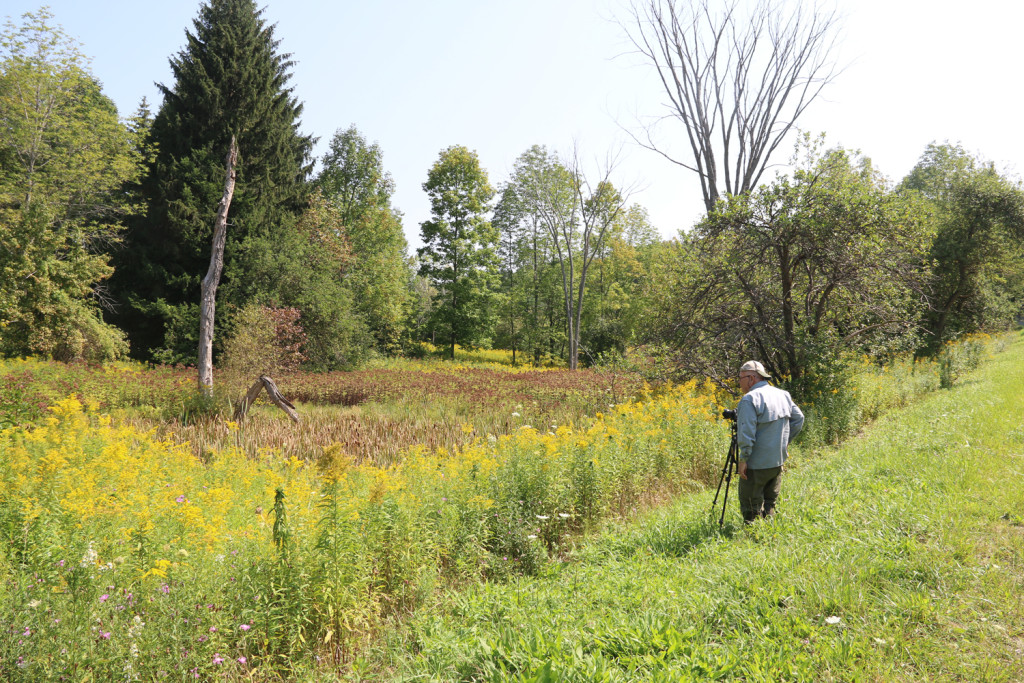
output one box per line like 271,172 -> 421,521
396,343 -> 565,368
0,359 -> 644,465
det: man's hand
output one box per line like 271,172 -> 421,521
737,460 -> 748,480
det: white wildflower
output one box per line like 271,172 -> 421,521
825,616 -> 842,625
536,515 -> 550,521
128,615 -> 145,639
80,543 -> 98,568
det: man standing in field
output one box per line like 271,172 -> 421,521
736,360 -> 804,524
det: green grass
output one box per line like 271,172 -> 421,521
377,336 -> 1024,682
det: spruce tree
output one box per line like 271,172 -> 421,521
113,0 -> 313,362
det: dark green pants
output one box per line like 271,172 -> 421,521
738,466 -> 782,524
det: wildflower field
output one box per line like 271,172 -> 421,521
1,356 -> 644,465
0,335 -> 1004,680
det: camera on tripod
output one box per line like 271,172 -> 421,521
721,408 -> 737,421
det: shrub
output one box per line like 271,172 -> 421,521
221,304 -> 307,379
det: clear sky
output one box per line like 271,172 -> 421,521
3,0 -> 1023,250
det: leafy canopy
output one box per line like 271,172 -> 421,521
0,9 -> 142,360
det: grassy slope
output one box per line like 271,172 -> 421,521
381,337 -> 1024,682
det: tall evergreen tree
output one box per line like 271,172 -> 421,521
111,0 -> 313,362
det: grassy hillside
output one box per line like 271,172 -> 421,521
383,336 -> 1024,682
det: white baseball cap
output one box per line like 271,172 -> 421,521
739,360 -> 771,379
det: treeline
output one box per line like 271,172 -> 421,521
1,2 -> 1022,385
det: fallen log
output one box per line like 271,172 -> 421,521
234,375 -> 300,423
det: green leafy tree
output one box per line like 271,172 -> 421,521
655,139 -> 928,392
417,145 -> 498,359
315,126 -> 411,354
0,9 -> 142,360
510,145 -> 629,369
236,188 -> 370,370
498,150 -> 566,365
508,147 -> 572,364
112,0 -> 314,363
492,183 -> 540,364
581,204 -> 659,361
900,143 -> 1024,351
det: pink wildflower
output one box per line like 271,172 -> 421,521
212,654 -> 224,665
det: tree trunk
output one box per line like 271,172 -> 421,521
198,136 -> 238,395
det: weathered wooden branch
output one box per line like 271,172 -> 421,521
198,135 -> 239,395
233,375 -> 300,423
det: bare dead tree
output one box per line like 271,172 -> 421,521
625,0 -> 843,212
198,136 -> 238,395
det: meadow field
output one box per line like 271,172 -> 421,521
0,336 -> 1012,680
383,336 -> 1024,681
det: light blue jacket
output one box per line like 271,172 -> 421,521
736,381 -> 804,469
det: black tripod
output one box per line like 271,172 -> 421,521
710,411 -> 739,527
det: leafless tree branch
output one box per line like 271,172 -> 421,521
624,0 -> 843,211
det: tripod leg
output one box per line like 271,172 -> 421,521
710,448 -> 732,510
718,436 -> 738,527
